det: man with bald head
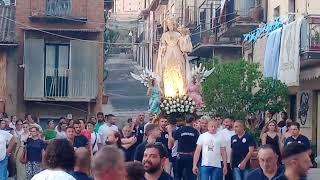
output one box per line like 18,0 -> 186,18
245,145 -> 284,180
91,146 -> 126,180
70,147 -> 92,180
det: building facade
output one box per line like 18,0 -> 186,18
0,4 -> 17,114
243,0 -> 320,156
14,0 -> 105,123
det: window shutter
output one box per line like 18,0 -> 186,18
24,38 -> 45,99
69,40 -> 98,99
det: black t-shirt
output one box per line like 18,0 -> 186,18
277,120 -> 286,128
158,170 -> 173,180
133,125 -> 145,145
70,171 -> 93,180
123,143 -> 137,162
273,174 -> 307,180
157,131 -> 169,149
134,141 -> 148,162
231,133 -> 256,168
157,130 -> 173,161
173,125 -> 199,153
74,135 -> 89,148
284,134 -> 310,149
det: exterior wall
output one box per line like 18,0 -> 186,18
15,0 -> 104,117
4,48 -> 18,115
267,0 -> 320,21
114,0 -> 144,20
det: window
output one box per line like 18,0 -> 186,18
288,0 -> 296,22
274,6 -> 280,19
45,44 -> 70,97
46,0 -> 71,16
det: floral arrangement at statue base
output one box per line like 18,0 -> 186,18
160,95 -> 196,124
160,95 -> 196,115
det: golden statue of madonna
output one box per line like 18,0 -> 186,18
156,16 -> 193,97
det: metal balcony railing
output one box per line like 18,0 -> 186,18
44,68 -> 96,98
185,6 -> 196,26
301,15 -> 320,52
30,0 -> 87,19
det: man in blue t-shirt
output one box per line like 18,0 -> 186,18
168,115 -> 199,180
231,120 -> 255,180
246,145 -> 284,180
284,122 -> 310,149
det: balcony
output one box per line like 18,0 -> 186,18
216,0 -> 262,38
189,24 -> 242,58
29,0 -> 87,23
300,15 -> 320,68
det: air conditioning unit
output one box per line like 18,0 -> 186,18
159,0 -> 168,5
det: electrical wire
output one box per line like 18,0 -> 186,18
0,14 -> 240,44
18,8 -> 238,26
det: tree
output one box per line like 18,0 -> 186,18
202,59 -> 289,120
251,77 -> 289,114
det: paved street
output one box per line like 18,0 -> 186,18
103,53 -> 149,122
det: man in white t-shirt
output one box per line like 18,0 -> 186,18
0,130 -> 16,178
192,120 -> 227,179
220,118 -> 235,180
98,114 -> 119,144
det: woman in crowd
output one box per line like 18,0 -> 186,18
15,120 -> 30,180
26,126 -> 47,180
31,139 -> 76,180
261,120 -> 283,161
86,120 -> 102,155
0,119 -> 6,129
79,118 -> 91,141
43,120 -> 57,141
9,115 -> 18,129
106,131 -> 123,149
56,120 -> 68,139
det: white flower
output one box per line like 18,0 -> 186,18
189,102 -> 192,105
165,107 -> 169,110
186,105 -> 189,109
173,105 -> 176,108
192,101 -> 196,105
181,109 -> 185,112
160,104 -> 164,108
169,101 -> 172,105
184,101 -> 188,104
188,97 -> 192,101
170,109 -> 173,112
183,96 -> 187,100
163,100 -> 167,103
177,108 -> 181,112
173,100 -> 176,104
177,103 -> 180,107
181,105 -> 184,109
166,111 -> 170,114
173,109 -> 177,112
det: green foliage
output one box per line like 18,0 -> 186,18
251,77 -> 289,113
202,59 -> 289,120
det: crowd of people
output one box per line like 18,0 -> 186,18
0,111 -> 314,180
